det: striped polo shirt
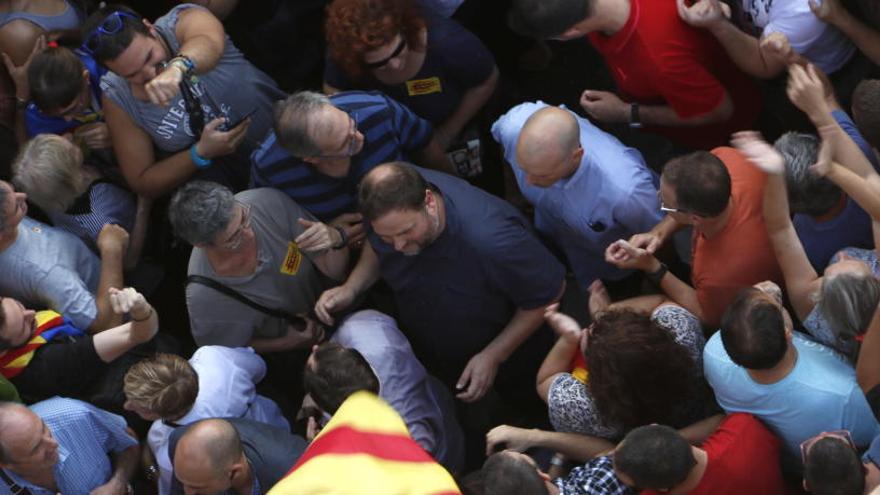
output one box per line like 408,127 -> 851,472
250,91 -> 434,221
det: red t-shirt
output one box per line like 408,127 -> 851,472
691,147 -> 783,328
641,414 -> 788,495
588,0 -> 760,150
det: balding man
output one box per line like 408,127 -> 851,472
492,102 -> 661,292
314,162 -> 566,407
0,397 -> 139,494
169,418 -> 306,495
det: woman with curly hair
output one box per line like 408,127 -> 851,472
485,285 -> 717,461
323,0 -> 498,153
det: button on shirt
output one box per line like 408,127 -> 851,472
0,397 -> 137,495
367,167 -> 566,365
492,102 -> 661,290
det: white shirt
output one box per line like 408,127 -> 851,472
148,346 -> 289,495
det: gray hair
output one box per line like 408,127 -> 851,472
12,134 -> 83,214
169,181 -> 235,245
273,91 -> 333,157
774,132 -> 841,217
817,272 -> 880,349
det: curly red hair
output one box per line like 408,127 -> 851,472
325,0 -> 426,79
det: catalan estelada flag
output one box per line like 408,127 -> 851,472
0,310 -> 83,379
269,391 -> 461,495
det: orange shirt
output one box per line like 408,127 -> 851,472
691,147 -> 784,328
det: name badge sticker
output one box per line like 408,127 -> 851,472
406,77 -> 442,96
280,241 -> 302,275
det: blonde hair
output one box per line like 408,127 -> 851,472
12,134 -> 84,213
123,353 -> 199,420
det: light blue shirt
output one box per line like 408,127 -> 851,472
332,310 -> 464,472
703,331 -> 880,458
1,397 -> 137,495
491,101 -> 661,290
0,217 -> 100,329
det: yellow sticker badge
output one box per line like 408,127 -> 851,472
280,241 -> 302,275
406,77 -> 442,96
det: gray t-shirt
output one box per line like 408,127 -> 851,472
0,217 -> 100,329
186,188 -> 325,347
100,4 -> 284,154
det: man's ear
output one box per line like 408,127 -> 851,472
229,456 -> 247,479
424,189 -> 437,213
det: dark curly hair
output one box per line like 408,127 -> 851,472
325,0 -> 426,79
586,309 -> 696,432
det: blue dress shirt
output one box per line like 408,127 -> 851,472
1,397 -> 137,495
491,101 -> 662,290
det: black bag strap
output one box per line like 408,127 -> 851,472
0,469 -> 33,495
186,275 -> 305,328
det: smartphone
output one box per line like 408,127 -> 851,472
221,108 -> 257,131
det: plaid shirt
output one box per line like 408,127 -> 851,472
554,456 -> 634,495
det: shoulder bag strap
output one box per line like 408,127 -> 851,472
0,469 -> 33,495
185,275 -> 304,328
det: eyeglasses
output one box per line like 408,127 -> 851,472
317,111 -> 360,158
219,201 -> 252,250
657,190 -> 687,215
82,11 -> 140,55
364,36 -> 407,70
800,430 -> 855,464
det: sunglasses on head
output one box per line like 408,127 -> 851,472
364,36 -> 407,70
82,11 -> 141,55
800,430 -> 855,464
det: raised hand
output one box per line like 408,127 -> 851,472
730,131 -> 786,175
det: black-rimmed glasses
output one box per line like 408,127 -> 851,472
364,36 -> 407,70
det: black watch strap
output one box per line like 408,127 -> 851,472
646,262 -> 668,285
332,225 -> 348,250
629,103 -> 643,129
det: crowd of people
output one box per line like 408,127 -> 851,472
1,0 -> 880,493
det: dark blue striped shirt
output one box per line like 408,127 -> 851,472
250,91 -> 433,221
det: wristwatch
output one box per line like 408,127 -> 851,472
170,54 -> 196,77
629,103 -> 643,129
145,464 -> 158,482
332,225 -> 348,250
647,262 -> 668,285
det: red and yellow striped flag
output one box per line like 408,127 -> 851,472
269,391 -> 461,495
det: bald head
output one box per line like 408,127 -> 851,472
174,419 -> 243,480
515,107 -> 582,187
0,402 -> 58,470
0,402 -> 32,463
